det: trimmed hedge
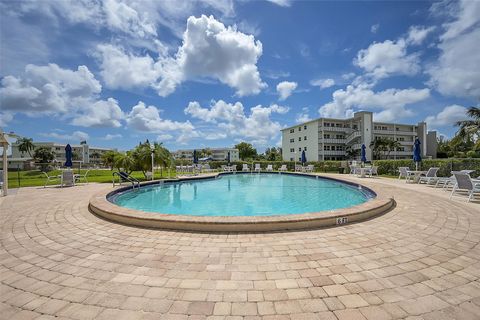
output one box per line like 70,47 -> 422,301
174,158 -> 480,177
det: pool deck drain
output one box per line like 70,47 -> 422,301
90,172 -> 394,232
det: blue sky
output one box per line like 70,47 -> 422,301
1,0 -> 479,152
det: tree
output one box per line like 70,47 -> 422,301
72,151 -> 81,161
369,137 -> 400,160
102,151 -> 120,170
33,147 -> 55,171
456,107 -> 480,151
17,137 -> 35,157
114,152 -> 136,173
264,147 -> 282,161
235,142 -> 257,160
345,146 -> 360,160
131,140 -> 173,178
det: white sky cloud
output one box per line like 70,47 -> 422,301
319,83 -> 430,121
185,100 -> 288,146
41,130 -> 90,142
425,104 -> 469,128
427,0 -> 480,99
102,133 -> 122,140
370,24 -> 379,33
310,78 -> 335,89
266,0 -> 292,7
354,39 -> 420,80
406,25 -> 435,45
276,81 -> 297,100
295,107 -> 312,123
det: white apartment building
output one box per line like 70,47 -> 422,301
8,140 -> 115,169
281,111 -> 437,162
173,148 -> 240,162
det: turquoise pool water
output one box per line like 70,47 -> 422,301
111,173 -> 373,217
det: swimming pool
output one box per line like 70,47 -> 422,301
110,173 -> 375,217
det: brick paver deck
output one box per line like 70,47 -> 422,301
1,175 -> 479,320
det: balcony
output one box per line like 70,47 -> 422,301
319,126 -> 351,132
350,143 -> 362,150
321,150 -> 345,156
318,138 -> 346,144
373,130 -> 416,135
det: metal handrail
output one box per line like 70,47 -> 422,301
113,171 -> 140,188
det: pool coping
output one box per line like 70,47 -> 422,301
89,172 -> 395,232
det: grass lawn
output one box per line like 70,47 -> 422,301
6,169 -> 398,188
7,169 -> 177,188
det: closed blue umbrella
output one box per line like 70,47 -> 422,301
64,144 -> 73,168
361,144 -> 367,163
193,150 -> 198,164
413,138 -> 422,170
227,151 -> 231,165
301,150 -> 306,165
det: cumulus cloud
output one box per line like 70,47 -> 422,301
72,98 -> 124,128
310,78 -> 335,89
425,105 -> 469,128
295,107 -> 312,123
406,25 -> 435,45
370,24 -> 379,34
41,130 -> 89,142
318,83 -> 430,121
95,44 -> 161,90
427,0 -> 480,99
127,101 -> 194,133
354,39 -> 420,80
276,81 -> 297,100
185,100 -> 288,146
96,15 -> 266,97
156,134 -> 173,141
0,63 -> 123,127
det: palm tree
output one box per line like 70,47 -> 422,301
102,151 -> 119,170
17,137 -> 35,157
456,107 -> 480,150
115,152 -> 135,173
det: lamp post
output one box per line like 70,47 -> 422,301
150,143 -> 155,181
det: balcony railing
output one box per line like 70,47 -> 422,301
320,150 -> 345,156
373,130 -> 416,135
318,138 -> 346,144
345,131 -> 361,144
319,126 -> 351,132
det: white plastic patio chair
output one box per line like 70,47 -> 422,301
367,166 -> 378,177
43,171 -> 60,188
418,167 -> 440,185
305,164 -> 314,173
398,167 -> 414,182
230,164 -> 237,172
278,165 -> 287,172
295,165 -> 303,172
266,164 -> 273,172
242,164 -> 250,172
450,172 -> 480,202
254,164 -> 261,172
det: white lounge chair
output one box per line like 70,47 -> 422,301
278,165 -> 287,172
418,167 -> 440,185
295,165 -> 303,172
242,164 -> 250,172
450,172 -> 480,202
230,165 -> 237,172
254,164 -> 261,172
61,170 -> 75,187
305,165 -> 314,173
43,171 -> 60,188
366,166 -> 378,177
266,164 -> 273,172
398,167 -> 414,182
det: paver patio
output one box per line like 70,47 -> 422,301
1,175 -> 479,320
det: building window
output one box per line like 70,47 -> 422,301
336,123 -> 342,128
324,134 -> 330,139
290,158 -> 293,161
304,136 -> 307,140
289,129 -> 294,133
324,145 -> 330,151
290,138 -> 294,143
290,148 -> 294,152
304,147 -> 307,151
324,122 -> 330,127
298,147 -> 302,152
304,125 -> 307,130
298,137 -> 302,141
336,135 -> 344,139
